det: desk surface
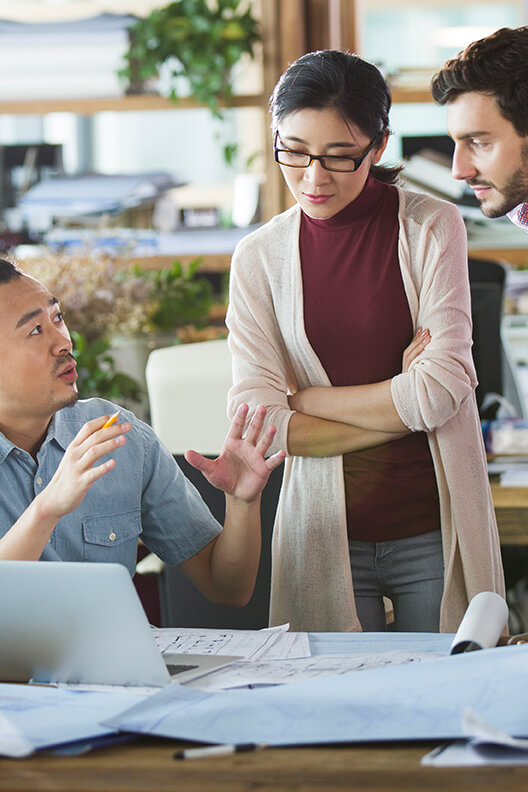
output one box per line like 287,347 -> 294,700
0,634 -> 525,788
491,480 -> 528,544
0,633 -> 523,790
1,737 -> 527,792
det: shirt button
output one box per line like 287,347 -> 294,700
109,532 -> 117,542
15,450 -> 21,456
36,476 -> 43,486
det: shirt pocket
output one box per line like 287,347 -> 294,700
81,509 -> 142,569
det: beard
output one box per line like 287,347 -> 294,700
477,141 -> 528,218
62,389 -> 79,409
50,386 -> 79,416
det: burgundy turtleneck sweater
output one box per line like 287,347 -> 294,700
299,175 -> 440,542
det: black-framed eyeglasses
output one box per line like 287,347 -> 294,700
273,131 -> 378,173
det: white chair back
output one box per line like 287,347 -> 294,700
145,338 -> 231,455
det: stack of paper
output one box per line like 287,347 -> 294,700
0,15 -> 136,100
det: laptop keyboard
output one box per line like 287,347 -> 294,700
166,663 -> 199,677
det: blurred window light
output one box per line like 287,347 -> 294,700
433,26 -> 499,48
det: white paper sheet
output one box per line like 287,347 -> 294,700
422,741 -> 528,766
0,711 -> 34,758
422,708 -> 528,766
151,627 -> 310,662
185,650 -> 446,691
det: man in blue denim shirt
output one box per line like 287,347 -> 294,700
0,260 -> 286,607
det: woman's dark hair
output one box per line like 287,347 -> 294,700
269,49 -> 403,184
431,26 -> 528,136
0,259 -> 22,284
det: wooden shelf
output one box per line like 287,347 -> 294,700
388,68 -> 437,103
0,88 -> 436,115
0,93 -> 264,116
468,247 -> 528,268
390,86 -> 433,103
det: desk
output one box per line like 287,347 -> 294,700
1,737 -> 528,791
491,480 -> 528,545
467,219 -> 528,269
0,633 -> 526,788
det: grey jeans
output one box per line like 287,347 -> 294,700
348,529 -> 444,632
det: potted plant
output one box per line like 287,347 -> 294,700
134,257 -> 213,336
70,331 -> 144,406
20,250 -> 216,416
120,0 -> 261,119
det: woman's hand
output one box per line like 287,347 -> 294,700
37,415 -> 131,520
185,404 -> 286,503
402,327 -> 430,373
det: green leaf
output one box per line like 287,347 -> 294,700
72,331 -> 143,403
223,142 -> 238,166
119,0 -> 261,123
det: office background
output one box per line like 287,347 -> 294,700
1,0 -> 528,630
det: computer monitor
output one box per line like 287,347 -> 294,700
401,134 -> 478,207
401,134 -> 454,161
468,258 -> 526,418
468,258 -> 504,413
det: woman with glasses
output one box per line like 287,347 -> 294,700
226,50 -> 504,633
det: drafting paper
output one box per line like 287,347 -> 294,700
185,651 -> 445,691
0,684 -> 148,757
105,644 -> 528,746
309,631 -> 452,656
151,627 -> 310,661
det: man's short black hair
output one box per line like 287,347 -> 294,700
431,26 -> 528,136
0,259 -> 23,284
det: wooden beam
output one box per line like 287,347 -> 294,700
304,0 -> 360,53
259,0 -> 285,220
328,0 -> 343,48
279,0 -> 309,71
258,0 -> 364,218
306,0 -> 330,50
339,0 -> 360,53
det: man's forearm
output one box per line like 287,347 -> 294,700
0,494 -> 58,560
190,495 -> 262,607
219,496 -> 261,602
287,412 -> 407,457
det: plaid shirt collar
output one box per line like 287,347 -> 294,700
507,202 -> 528,231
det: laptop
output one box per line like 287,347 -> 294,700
0,561 -> 239,687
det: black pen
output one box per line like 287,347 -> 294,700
174,743 -> 266,760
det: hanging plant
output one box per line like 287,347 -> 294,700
120,0 -> 261,119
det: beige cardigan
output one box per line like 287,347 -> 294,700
226,187 -> 505,632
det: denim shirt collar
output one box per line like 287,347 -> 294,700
41,406 -> 87,462
0,432 -> 13,464
0,408 -> 73,465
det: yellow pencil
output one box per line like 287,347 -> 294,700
102,411 -> 120,429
